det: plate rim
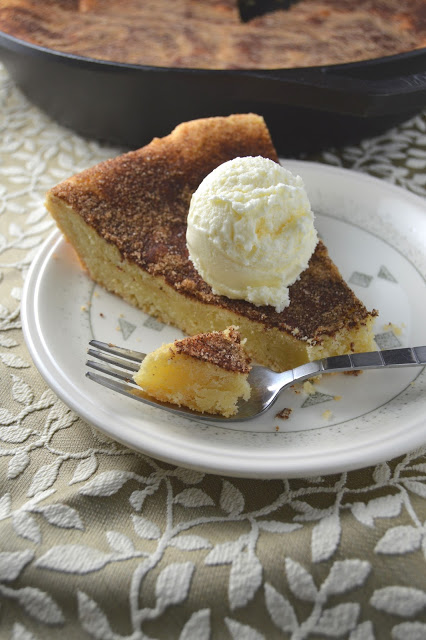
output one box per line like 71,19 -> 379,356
21,160 -> 426,478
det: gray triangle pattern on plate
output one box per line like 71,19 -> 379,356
302,391 -> 335,408
375,331 -> 402,350
348,271 -> 373,288
118,318 -> 136,340
378,265 -> 397,283
143,316 -> 165,331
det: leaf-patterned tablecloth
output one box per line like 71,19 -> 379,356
1,62 -> 426,640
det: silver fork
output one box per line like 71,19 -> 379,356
86,342 -> 426,422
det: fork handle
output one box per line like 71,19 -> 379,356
292,346 -> 426,381
323,346 -> 426,372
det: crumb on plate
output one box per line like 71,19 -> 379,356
303,380 -> 316,395
383,322 -> 405,336
276,407 -> 292,420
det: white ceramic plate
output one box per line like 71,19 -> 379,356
22,161 -> 426,478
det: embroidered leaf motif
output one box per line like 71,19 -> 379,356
204,540 -> 245,566
0,353 -> 29,368
170,535 -> 212,551
155,562 -> 195,612
173,488 -> 214,508
229,553 -> 262,610
106,531 -> 135,556
11,375 -> 34,405
69,455 -> 98,485
373,462 -> 391,484
174,468 -> 205,485
10,622 -> 36,640
265,583 -> 298,633
129,486 -> 157,511
348,620 -> 375,640
316,603 -> 359,637
77,591 -> 114,640
258,521 -> 302,534
12,512 -> 41,544
407,158 -> 426,169
79,470 -> 132,497
292,499 -> 333,522
351,494 -> 403,527
225,617 -> 266,640
370,586 -> 426,617
311,512 -> 341,562
391,622 -> 426,640
322,151 -> 341,166
15,587 -> 64,625
180,609 -> 211,640
35,545 -> 112,574
0,336 -> 18,348
320,560 -> 371,597
285,558 -> 318,602
0,550 -> 33,582
131,515 -> 161,540
45,400 -> 71,425
36,389 -> 56,409
0,408 -> 15,425
220,480 -> 245,515
411,463 -> 426,473
0,426 -> 32,444
0,493 -> 11,519
375,526 -> 423,555
36,504 -> 84,530
7,451 -> 31,479
403,480 -> 426,499
27,460 -> 62,497
26,488 -> 56,507
129,489 -> 146,511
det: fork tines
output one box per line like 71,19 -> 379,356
86,340 -> 146,385
88,340 -> 146,364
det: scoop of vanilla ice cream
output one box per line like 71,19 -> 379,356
186,156 -> 318,312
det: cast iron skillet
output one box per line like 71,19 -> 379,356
1,30 -> 425,153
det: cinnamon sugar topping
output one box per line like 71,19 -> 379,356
174,327 -> 252,373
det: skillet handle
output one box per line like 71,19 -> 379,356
230,62 -> 426,117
